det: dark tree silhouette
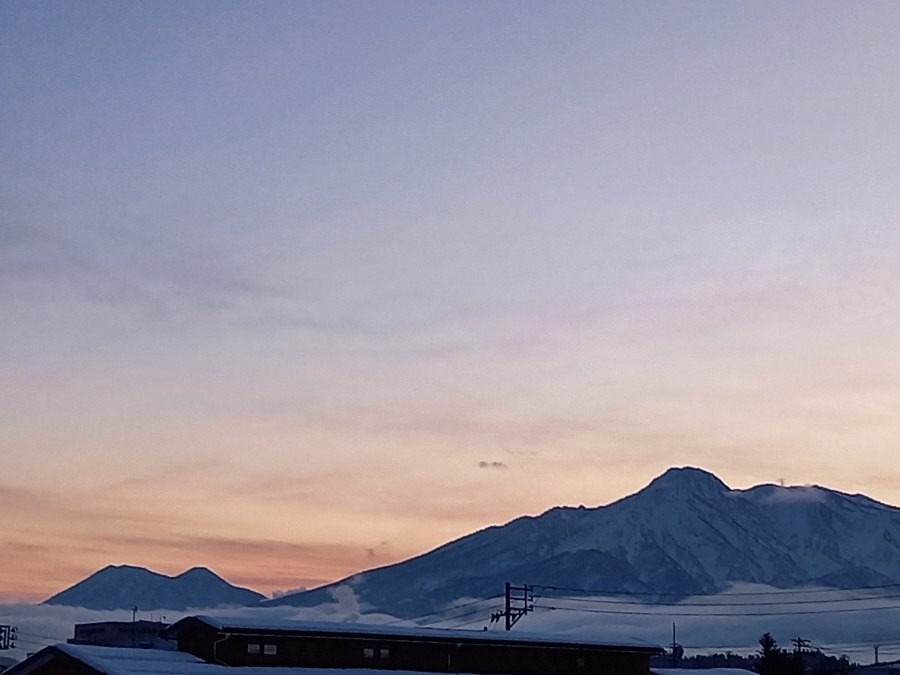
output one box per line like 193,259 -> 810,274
757,633 -> 803,675
759,634 -> 778,659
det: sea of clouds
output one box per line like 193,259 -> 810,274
3,584 -> 899,666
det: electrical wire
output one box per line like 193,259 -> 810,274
390,595 -> 503,626
814,638 -> 900,650
16,630 -> 65,642
542,591 -> 900,608
389,581 -> 900,629
421,606 -> 496,628
7,637 -> 52,651
532,582 -> 900,598
534,601 -> 900,617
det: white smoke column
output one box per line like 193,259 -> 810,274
326,585 -> 360,622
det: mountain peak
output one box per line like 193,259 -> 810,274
91,564 -> 157,579
266,467 -> 900,618
43,565 -> 265,610
643,466 -> 729,496
178,566 -> 216,578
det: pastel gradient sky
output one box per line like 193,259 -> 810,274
3,1 -> 900,602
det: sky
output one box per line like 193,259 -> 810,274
3,0 -> 900,602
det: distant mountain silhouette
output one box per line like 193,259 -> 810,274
44,565 -> 264,610
266,466 -> 900,618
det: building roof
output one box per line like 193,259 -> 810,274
5,644 -> 209,675
6,644 -> 526,675
75,620 -> 168,628
166,615 -> 662,652
653,669 -> 758,675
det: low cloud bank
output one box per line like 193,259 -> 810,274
2,584 -> 897,665
0,586 -> 389,662
420,584 -> 900,663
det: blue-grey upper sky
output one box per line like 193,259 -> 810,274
3,0 -> 900,600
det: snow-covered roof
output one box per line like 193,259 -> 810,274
5,644 -> 215,675
56,644 -> 212,674
653,669 -> 757,675
16,644 -> 523,675
175,615 -> 662,651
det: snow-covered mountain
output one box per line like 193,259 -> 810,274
266,467 -> 900,618
43,565 -> 265,610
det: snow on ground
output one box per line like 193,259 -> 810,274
3,583 -> 899,665
56,644 -> 525,675
654,669 -> 756,675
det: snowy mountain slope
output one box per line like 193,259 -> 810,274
43,565 -> 265,610
266,467 -> 900,618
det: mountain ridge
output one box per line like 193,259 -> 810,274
43,564 -> 265,610
41,467 -> 900,617
265,466 -> 900,618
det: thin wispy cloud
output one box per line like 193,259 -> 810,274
4,0 -> 900,607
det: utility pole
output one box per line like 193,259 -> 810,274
670,623 -> 682,667
490,582 -> 533,630
671,624 -> 676,667
874,646 -> 880,664
132,606 -> 138,648
791,637 -> 811,653
0,625 -> 17,650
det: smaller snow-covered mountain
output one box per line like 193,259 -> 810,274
43,565 -> 264,610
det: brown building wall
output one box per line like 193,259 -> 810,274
69,621 -> 171,649
176,623 -> 220,663
187,630 -> 654,675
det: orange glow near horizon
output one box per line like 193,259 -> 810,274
5,1 -> 900,607
5,457 -> 900,603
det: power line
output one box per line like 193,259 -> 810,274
678,639 -> 900,651
541,591 -> 900,608
382,598 -> 485,625
532,582 -> 900,598
535,601 -> 900,617
13,641 -> 60,653
392,581 -> 900,628
386,595 -> 503,626
413,596 -> 502,624
16,630 -> 65,642
814,638 -> 900,650
420,607 -> 493,626
423,606 -> 496,628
